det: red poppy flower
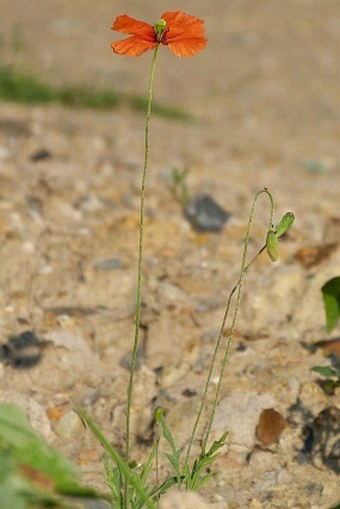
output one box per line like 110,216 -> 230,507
111,11 -> 207,57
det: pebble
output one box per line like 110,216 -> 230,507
54,410 -> 82,439
21,241 -> 36,253
298,382 -> 329,416
29,148 -> 52,162
74,195 -> 108,212
44,330 -> 93,354
94,258 -> 122,270
185,193 -> 231,232
41,330 -> 103,387
0,144 -> 11,160
0,390 -> 52,440
212,391 -> 277,457
160,491 -> 214,509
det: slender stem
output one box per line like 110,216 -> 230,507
185,247 -> 264,462
201,188 -> 274,451
185,189 -> 274,461
155,422 -> 160,509
124,45 -> 160,507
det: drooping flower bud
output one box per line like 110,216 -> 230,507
275,212 -> 295,238
266,230 -> 279,262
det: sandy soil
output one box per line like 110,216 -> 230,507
0,1 -> 339,508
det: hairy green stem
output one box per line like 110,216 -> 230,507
185,188 -> 275,461
202,188 -> 274,451
124,45 -> 160,507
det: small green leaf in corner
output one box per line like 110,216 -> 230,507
311,365 -> 337,378
322,276 -> 340,333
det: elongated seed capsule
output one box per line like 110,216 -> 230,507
275,212 -> 295,238
266,230 -> 279,262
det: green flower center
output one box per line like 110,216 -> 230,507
154,18 -> 167,42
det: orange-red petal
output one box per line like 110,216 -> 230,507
111,36 -> 157,57
111,11 -> 207,58
161,11 -> 205,37
111,14 -> 155,40
166,38 -> 207,57
160,11 -> 207,57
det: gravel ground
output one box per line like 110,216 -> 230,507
0,1 -> 339,508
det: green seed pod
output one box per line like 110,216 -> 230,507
275,212 -> 295,238
266,230 -> 279,262
154,18 -> 167,41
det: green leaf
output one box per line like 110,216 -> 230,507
76,406 -> 155,509
155,408 -> 182,486
183,431 -> 228,491
322,277 -> 340,333
324,379 -> 340,395
0,403 -> 106,508
206,431 -> 229,456
311,365 -> 338,378
0,482 -> 26,509
0,404 -> 77,483
104,455 -> 122,506
0,403 -> 92,494
148,475 -> 178,499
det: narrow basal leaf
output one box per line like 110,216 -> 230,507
0,403 -> 102,499
311,365 -> 338,378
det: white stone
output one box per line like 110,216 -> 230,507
212,391 -> 277,455
160,491 -> 213,509
0,390 -> 52,441
55,410 -> 82,439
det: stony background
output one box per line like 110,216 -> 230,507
0,1 -> 339,508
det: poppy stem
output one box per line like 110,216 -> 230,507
124,44 -> 160,506
185,188 -> 275,461
201,189 -> 275,453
